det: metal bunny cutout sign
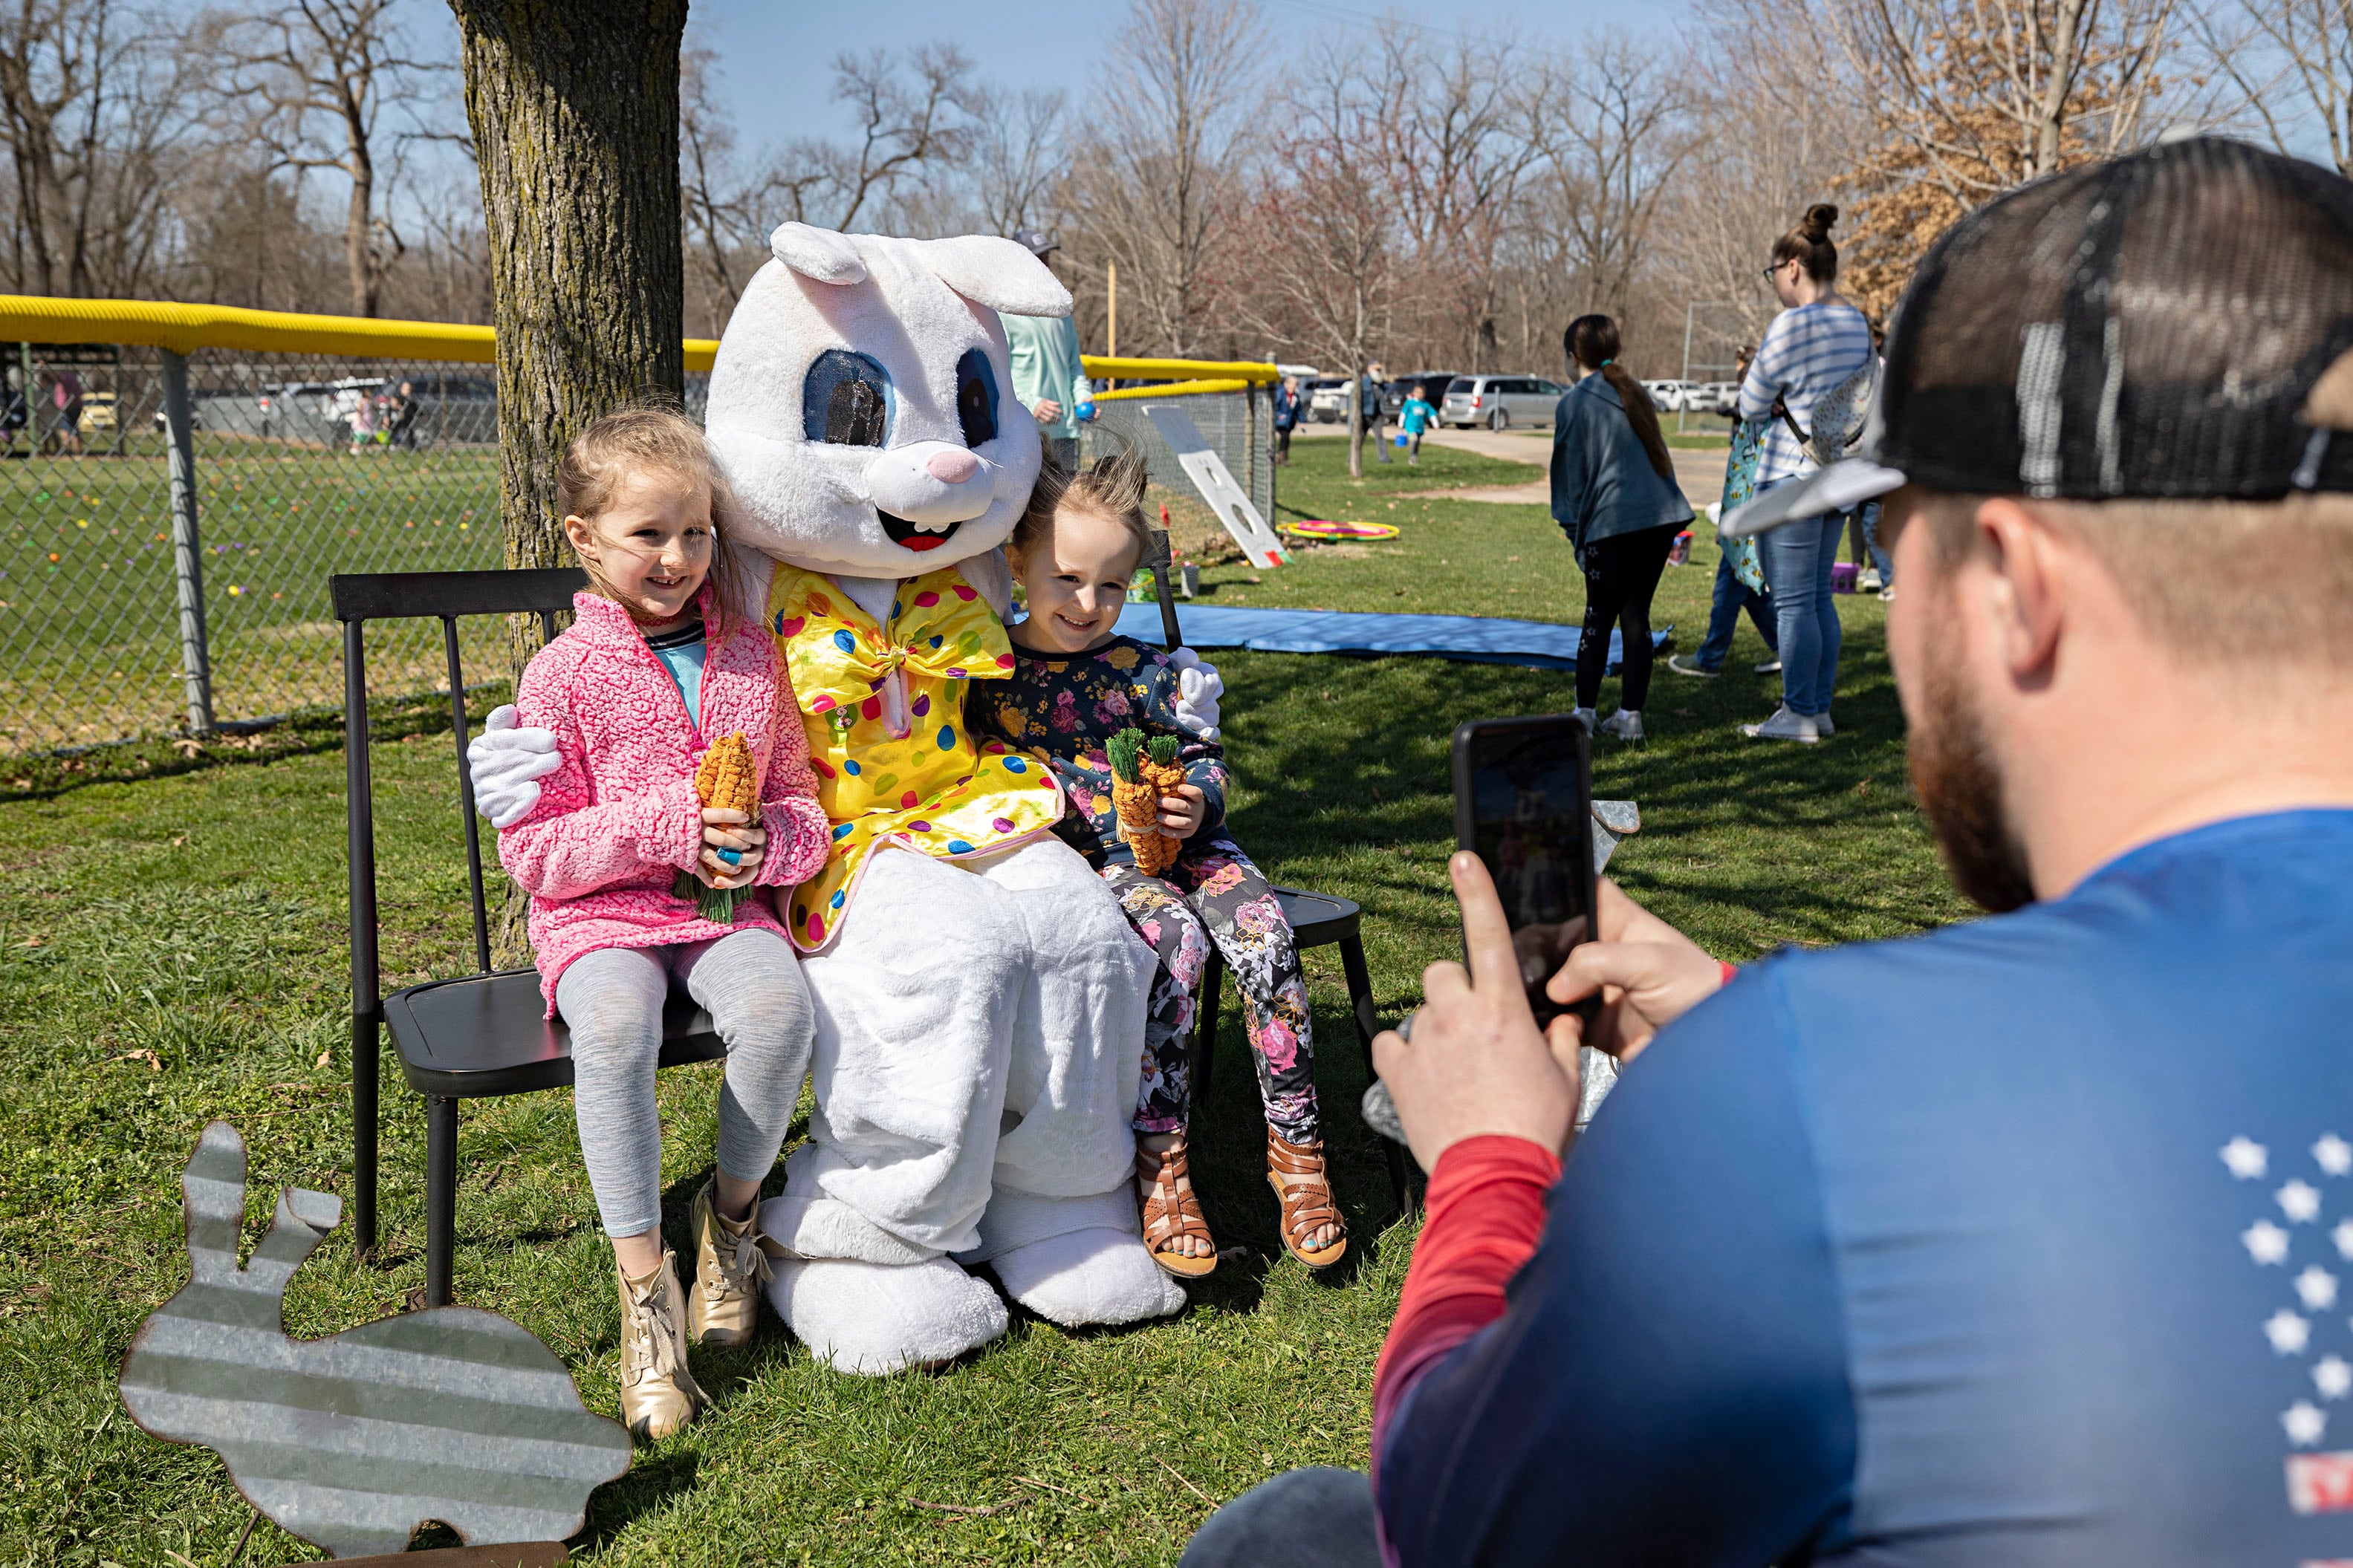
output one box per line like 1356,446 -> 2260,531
119,1122 -> 631,1560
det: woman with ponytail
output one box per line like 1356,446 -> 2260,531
1736,203 -> 1875,742
1549,313 -> 1694,740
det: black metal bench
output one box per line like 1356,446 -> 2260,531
334,568 -> 729,1308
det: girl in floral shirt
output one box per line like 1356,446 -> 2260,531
965,452 -> 1346,1278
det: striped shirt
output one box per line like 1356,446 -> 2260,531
1739,300 -> 1874,485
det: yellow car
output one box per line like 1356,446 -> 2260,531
77,391 -> 116,434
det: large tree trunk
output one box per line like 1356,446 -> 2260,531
447,0 -> 687,957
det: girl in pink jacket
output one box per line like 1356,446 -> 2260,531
497,409 -> 828,1442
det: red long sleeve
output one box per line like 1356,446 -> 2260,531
1371,1134 -> 1561,1465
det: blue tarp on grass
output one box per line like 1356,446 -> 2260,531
1109,603 -> 1671,674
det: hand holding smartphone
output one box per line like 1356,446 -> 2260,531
1451,715 -> 1600,1028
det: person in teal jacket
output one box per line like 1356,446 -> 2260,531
1549,314 -> 1694,741
1007,230 -> 1095,472
1398,383 -> 1438,465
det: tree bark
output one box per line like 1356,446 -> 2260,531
447,0 -> 685,664
445,0 -> 686,957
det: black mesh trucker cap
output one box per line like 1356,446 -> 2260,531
1724,137 -> 2353,536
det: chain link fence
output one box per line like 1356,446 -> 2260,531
0,328 -> 1265,757
1085,386 -> 1275,528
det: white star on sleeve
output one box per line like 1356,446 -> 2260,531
2267,1310 -> 2313,1354
2336,1218 -> 2353,1261
2317,1356 -> 2353,1400
2297,1266 -> 2342,1311
2223,1136 -> 2270,1179
2280,1180 -> 2323,1222
2285,1401 -> 2329,1445
2246,1218 -> 2293,1264
2317,1134 -> 2353,1177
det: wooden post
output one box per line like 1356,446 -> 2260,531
1107,261 -> 1118,360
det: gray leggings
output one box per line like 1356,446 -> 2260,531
552,927 -> 813,1238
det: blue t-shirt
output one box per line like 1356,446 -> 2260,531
643,620 -> 706,729
1378,810 -> 2353,1565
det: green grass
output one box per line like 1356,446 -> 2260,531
0,444 -> 505,753
0,432 -> 1969,1564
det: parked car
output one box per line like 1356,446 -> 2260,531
75,391 -> 117,434
1305,377 -> 1351,423
1382,372 -> 1461,418
1438,374 -> 1567,432
1692,381 -> 1742,417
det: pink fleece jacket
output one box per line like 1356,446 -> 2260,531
499,588 -> 831,1009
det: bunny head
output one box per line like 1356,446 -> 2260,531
704,222 -> 1071,579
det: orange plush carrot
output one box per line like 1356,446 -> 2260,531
673,732 -> 759,921
1108,728 -> 1185,874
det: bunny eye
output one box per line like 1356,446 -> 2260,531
955,349 -> 998,448
804,350 -> 891,446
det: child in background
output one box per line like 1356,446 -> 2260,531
966,452 -> 1348,1279
1399,382 -> 1438,465
499,408 -> 831,1441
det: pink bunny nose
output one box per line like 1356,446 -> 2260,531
926,449 -> 981,483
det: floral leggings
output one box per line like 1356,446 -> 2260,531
1103,838 -> 1320,1145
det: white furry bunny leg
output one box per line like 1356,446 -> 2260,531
759,846 -> 1025,1373
956,837 -> 1184,1327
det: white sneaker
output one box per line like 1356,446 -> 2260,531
1597,709 -> 1643,741
1815,712 -> 1835,737
1753,658 -> 1782,675
1878,585 -> 1898,602
1857,567 -> 1883,593
1572,707 -> 1597,732
1742,705 -> 1820,742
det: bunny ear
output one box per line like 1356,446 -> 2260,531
770,222 -> 869,285
182,1121 -> 248,1284
914,235 -> 1073,317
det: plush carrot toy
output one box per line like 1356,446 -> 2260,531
1107,727 -> 1186,874
672,732 -> 759,922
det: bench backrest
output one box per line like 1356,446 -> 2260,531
331,569 -> 586,1014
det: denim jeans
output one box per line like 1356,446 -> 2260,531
1695,550 -> 1778,671
1179,1467 -> 1380,1568
1858,499 -> 1892,582
1756,507 -> 1845,716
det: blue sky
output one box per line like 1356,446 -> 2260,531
684,0 -> 1678,154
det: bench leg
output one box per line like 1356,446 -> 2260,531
426,1096 -> 458,1308
1192,949 -> 1225,1104
1339,934 -> 1413,1217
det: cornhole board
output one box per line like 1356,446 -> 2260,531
1143,404 -> 1288,569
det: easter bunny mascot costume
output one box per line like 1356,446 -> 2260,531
468,223 -> 1213,1375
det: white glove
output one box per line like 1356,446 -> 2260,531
467,705 -> 562,828
1169,648 -> 1224,743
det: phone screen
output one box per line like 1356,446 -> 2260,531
1453,717 -> 1597,1027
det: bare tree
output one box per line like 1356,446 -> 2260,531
1076,0 -> 1259,358
1522,31 -> 1692,324
2193,0 -> 2353,174
767,45 -> 982,232
969,83 -> 1066,236
0,0 -> 192,296
678,41 -> 760,331
1365,23 -> 1543,370
1233,39 -> 1395,477
204,0 -> 452,316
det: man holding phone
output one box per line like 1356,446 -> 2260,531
1182,139 -> 2353,1567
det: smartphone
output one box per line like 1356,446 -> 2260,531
1451,715 -> 1599,1027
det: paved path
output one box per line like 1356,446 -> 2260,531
1293,423 -> 1727,509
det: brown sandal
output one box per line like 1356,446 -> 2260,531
1266,1128 -> 1348,1270
1137,1135 -> 1219,1279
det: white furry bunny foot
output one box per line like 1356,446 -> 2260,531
767,1255 -> 1007,1376
990,1226 -> 1187,1328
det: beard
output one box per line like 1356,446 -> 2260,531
1907,596 -> 2038,914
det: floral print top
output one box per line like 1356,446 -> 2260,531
964,631 -> 1230,869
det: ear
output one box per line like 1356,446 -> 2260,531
1978,498 -> 2065,680
2304,345 -> 2353,431
914,235 -> 1072,318
770,222 -> 869,285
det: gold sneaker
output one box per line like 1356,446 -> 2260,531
616,1249 -> 706,1442
687,1180 -> 770,1348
